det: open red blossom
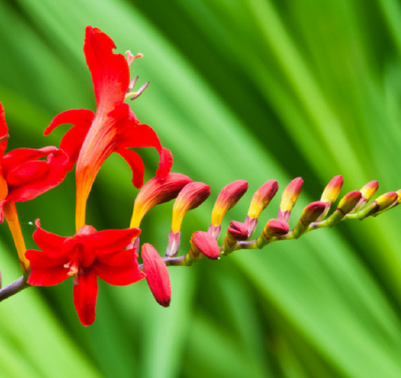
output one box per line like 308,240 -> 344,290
0,103 -> 69,221
44,26 -> 172,229
26,220 -> 145,326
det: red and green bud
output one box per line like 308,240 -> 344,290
171,182 -> 211,232
142,243 -> 171,307
278,177 -> 303,222
130,173 -> 192,228
356,192 -> 398,219
292,201 -> 327,238
190,231 -> 220,260
326,191 -> 362,226
211,180 -> 248,226
256,219 -> 289,248
352,180 -> 379,212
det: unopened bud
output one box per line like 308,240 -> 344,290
142,243 -> 171,307
256,219 -> 289,248
227,221 -> 249,241
292,201 -> 327,238
320,175 -> 343,204
211,180 -> 248,226
248,180 -> 279,219
356,192 -> 398,219
352,180 -> 380,213
172,182 -> 211,232
278,177 -> 303,222
326,191 -> 362,226
190,231 -> 220,260
130,173 -> 192,228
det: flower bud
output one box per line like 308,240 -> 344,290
356,192 -> 398,219
130,173 -> 192,228
278,177 -> 303,222
292,201 -> 327,238
256,219 -> 289,248
171,182 -> 211,232
190,231 -> 220,260
211,180 -> 248,226
320,175 -> 343,204
247,180 -> 278,219
227,221 -> 249,241
142,243 -> 171,307
352,180 -> 380,213
326,191 -> 362,226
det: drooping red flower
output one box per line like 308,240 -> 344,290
0,102 -> 69,221
26,220 -> 145,326
44,26 -> 172,229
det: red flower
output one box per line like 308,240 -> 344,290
26,220 -> 145,326
0,103 -> 69,221
44,26 -> 172,229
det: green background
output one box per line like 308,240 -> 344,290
1,0 -> 401,377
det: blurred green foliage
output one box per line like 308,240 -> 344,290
1,0 -> 401,377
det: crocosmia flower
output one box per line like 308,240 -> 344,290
0,103 -> 69,221
44,26 -> 172,229
26,220 -> 145,326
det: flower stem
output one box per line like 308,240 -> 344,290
0,277 -> 29,302
3,202 -> 30,274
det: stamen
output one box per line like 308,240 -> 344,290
125,81 -> 150,100
128,76 -> 139,92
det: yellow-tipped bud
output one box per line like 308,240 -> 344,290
211,180 -> 248,226
247,180 -> 278,219
360,181 -> 379,201
357,192 -> 398,219
130,173 -> 192,228
171,182 -> 211,232
326,191 -> 362,226
320,175 -> 343,204
278,177 -> 303,222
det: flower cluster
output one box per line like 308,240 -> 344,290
0,26 -> 400,327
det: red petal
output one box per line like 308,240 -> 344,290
96,249 -> 145,285
94,228 -> 141,254
73,268 -> 98,326
44,109 -> 95,169
116,148 -> 144,188
84,26 -> 129,114
156,148 -> 173,179
142,243 -> 171,307
4,148 -> 69,203
0,102 -> 9,155
32,219 -> 68,253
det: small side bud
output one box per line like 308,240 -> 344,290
223,221 -> 250,253
292,201 -> 327,238
142,244 -> 171,307
211,180 -> 248,226
326,191 -> 362,226
190,231 -> 220,260
278,177 -> 303,222
256,219 -> 289,248
171,182 -> 211,232
130,173 -> 192,228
